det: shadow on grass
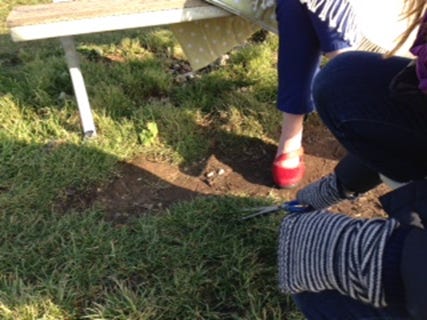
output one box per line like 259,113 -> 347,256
0,135 -> 300,319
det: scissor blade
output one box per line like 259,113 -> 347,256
240,201 -> 313,221
240,206 -> 275,213
240,205 -> 282,221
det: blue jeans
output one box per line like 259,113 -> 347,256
289,51 -> 427,319
313,51 -> 427,182
276,0 -> 351,114
293,291 -> 410,320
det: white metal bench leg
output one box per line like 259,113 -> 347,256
60,36 -> 97,137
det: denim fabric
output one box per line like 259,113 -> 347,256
288,51 -> 427,319
293,290 -> 410,320
313,51 -> 427,182
276,0 -> 351,114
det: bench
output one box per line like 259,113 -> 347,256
6,0 -> 233,137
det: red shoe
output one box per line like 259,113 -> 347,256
272,148 -> 305,189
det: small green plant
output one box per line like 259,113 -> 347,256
138,120 -> 158,146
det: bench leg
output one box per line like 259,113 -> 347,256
60,36 -> 97,138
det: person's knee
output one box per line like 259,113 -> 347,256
314,52 -> 355,98
313,51 -> 361,121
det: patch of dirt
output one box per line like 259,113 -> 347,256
95,116 -> 390,223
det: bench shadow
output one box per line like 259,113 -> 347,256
0,135 -> 257,222
0,135 -> 292,317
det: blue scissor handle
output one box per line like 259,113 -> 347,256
280,200 -> 313,214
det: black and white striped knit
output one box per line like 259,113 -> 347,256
296,174 -> 352,209
278,211 -> 399,308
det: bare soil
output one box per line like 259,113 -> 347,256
94,116 -> 389,223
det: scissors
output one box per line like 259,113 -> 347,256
240,200 -> 313,221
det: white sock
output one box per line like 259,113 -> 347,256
276,130 -> 303,168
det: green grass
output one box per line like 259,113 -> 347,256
0,2 -> 304,318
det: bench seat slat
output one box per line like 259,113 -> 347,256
7,0 -> 231,41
